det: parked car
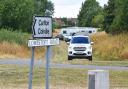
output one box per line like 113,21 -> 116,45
55,34 -> 64,40
68,35 -> 93,61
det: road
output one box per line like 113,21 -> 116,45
0,59 -> 128,71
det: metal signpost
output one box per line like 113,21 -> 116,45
28,16 -> 59,89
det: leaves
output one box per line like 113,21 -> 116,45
0,0 -> 54,32
78,0 -> 102,27
103,0 -> 128,34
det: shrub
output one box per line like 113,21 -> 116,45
0,28 -> 30,46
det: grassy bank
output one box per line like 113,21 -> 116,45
0,29 -> 128,61
0,29 -> 45,59
0,65 -> 128,89
91,32 -> 128,61
0,29 -> 29,45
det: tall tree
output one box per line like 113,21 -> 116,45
0,0 -> 34,31
78,0 -> 102,27
110,0 -> 128,34
103,0 -> 116,33
103,0 -> 128,34
34,0 -> 47,15
0,0 -> 54,32
45,1 -> 54,16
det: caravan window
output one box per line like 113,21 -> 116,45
89,31 -> 92,33
63,30 -> 67,34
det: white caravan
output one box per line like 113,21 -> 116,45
60,27 -> 98,41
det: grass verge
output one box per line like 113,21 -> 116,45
0,65 -> 128,89
0,29 -> 46,59
91,32 -> 128,61
52,41 -> 128,66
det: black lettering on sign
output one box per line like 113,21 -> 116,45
38,28 -> 49,34
33,41 -> 37,45
38,20 -> 49,26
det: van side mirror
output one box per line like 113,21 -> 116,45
67,42 -> 70,45
91,42 -> 94,45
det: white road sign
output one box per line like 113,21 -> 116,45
32,16 -> 52,38
28,38 -> 59,47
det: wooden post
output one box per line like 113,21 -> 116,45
88,70 -> 109,89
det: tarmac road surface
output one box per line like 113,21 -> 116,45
0,59 -> 128,71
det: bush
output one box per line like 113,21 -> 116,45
0,28 -> 30,45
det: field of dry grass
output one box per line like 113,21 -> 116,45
0,42 -> 46,59
0,29 -> 46,59
91,32 -> 128,61
0,29 -> 128,61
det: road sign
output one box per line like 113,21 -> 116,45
28,38 -> 59,47
32,16 -> 52,38
29,16 -> 57,89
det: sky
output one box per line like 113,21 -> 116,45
52,0 -> 108,18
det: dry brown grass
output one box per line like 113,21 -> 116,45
91,32 -> 128,61
0,30 -> 128,61
0,85 -> 87,89
0,41 -> 45,59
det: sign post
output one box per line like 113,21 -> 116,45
28,16 -> 59,89
28,47 -> 35,89
46,46 -> 50,89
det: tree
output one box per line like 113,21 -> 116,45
45,1 -> 54,16
0,0 -> 34,32
92,14 -> 104,28
78,0 -> 102,27
34,0 -> 47,15
103,0 -> 128,34
103,0 -> 116,33
61,17 -> 68,26
0,0 -> 54,32
110,0 -> 128,34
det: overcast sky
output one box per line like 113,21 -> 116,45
52,0 -> 108,18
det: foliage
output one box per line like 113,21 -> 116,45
0,28 -> 46,58
103,0 -> 128,34
110,0 -> 128,34
0,0 -> 34,32
91,14 -> 104,28
34,0 -> 47,15
0,0 -> 54,32
53,23 -> 61,29
103,0 -> 116,33
78,0 -> 102,27
61,17 -> 76,27
45,0 -> 54,16
0,28 -> 29,45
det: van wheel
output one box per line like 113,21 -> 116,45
68,56 -> 72,60
88,56 -> 92,61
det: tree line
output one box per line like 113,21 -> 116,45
78,0 -> 128,34
0,0 -> 54,32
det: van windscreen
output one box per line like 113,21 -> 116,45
71,37 -> 89,44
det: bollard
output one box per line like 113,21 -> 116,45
88,70 -> 109,89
